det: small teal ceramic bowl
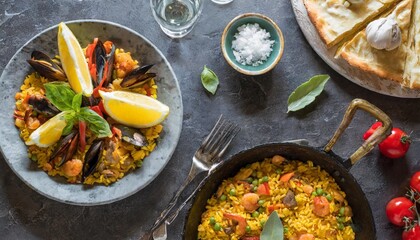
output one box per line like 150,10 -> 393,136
221,13 -> 284,75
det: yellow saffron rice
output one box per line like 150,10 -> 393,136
14,48 -> 163,185
198,157 -> 355,240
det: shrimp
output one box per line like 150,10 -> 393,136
272,155 -> 286,166
223,213 -> 247,236
62,159 -> 83,177
302,185 -> 313,195
332,190 -> 345,203
234,168 -> 253,181
241,193 -> 259,212
298,233 -> 315,240
313,196 -> 330,217
115,52 -> 137,78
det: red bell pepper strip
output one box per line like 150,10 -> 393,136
86,38 -> 98,68
111,126 -> 122,139
279,172 -> 295,183
79,120 -> 87,153
257,182 -> 270,196
98,100 -> 107,116
89,105 -> 103,117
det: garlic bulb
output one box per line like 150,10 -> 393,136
366,16 -> 402,51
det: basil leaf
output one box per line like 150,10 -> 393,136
72,93 -> 82,112
201,65 -> 219,95
62,110 -> 76,135
287,74 -> 330,112
79,107 -> 111,138
44,82 -> 76,111
261,211 -> 284,240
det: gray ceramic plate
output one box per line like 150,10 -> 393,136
0,20 -> 183,206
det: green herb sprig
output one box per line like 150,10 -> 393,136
287,74 -> 330,112
44,82 -> 111,138
201,65 -> 219,95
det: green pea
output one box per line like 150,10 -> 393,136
246,226 -> 251,233
247,177 -> 254,184
258,207 -> 265,213
326,194 -> 333,201
253,186 -> 258,192
213,223 -> 221,231
338,223 -> 344,230
339,207 -> 345,216
252,211 -> 260,218
258,200 -> 265,206
229,189 -> 236,196
252,171 -> 257,177
262,176 -> 269,182
316,188 -> 324,195
337,216 -> 345,223
311,191 -> 317,196
260,219 -> 266,226
258,178 -> 263,184
252,180 -> 258,186
220,195 -> 227,201
284,227 -> 289,233
209,217 -> 216,225
276,169 -> 282,174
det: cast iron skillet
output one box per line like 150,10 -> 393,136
184,99 -> 392,240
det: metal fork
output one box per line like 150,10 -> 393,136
141,115 -> 240,240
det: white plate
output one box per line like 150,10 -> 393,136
0,20 -> 183,206
291,0 -> 420,98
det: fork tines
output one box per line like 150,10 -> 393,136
200,115 -> 240,161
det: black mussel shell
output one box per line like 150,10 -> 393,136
27,51 -> 66,81
82,139 -> 104,181
120,64 -> 155,88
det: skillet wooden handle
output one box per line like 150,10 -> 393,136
324,98 -> 392,165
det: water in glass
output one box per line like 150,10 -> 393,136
151,0 -> 203,38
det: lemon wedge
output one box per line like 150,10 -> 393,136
57,22 -> 93,96
25,112 -> 68,147
99,90 -> 169,128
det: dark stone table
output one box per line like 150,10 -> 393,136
0,0 -> 418,239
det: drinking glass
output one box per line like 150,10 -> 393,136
150,0 -> 203,38
211,0 -> 233,4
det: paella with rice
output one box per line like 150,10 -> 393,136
13,22 -> 169,185
198,155 -> 355,240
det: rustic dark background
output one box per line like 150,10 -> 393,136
0,0 -> 418,239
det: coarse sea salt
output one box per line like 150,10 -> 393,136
232,23 -> 275,67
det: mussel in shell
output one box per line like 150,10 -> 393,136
49,130 -> 79,167
82,139 -> 104,181
27,51 -> 66,81
28,94 -> 60,117
91,40 -> 115,87
114,124 -> 147,147
81,95 -> 100,107
120,64 -> 156,89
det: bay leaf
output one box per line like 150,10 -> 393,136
260,211 -> 284,240
287,74 -> 330,112
201,65 -> 219,95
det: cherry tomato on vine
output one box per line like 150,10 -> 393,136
386,197 -> 414,226
410,172 -> 420,193
363,122 -> 411,159
403,224 -> 420,240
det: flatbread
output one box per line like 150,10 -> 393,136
403,0 -> 420,88
338,0 -> 414,83
304,0 -> 399,48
